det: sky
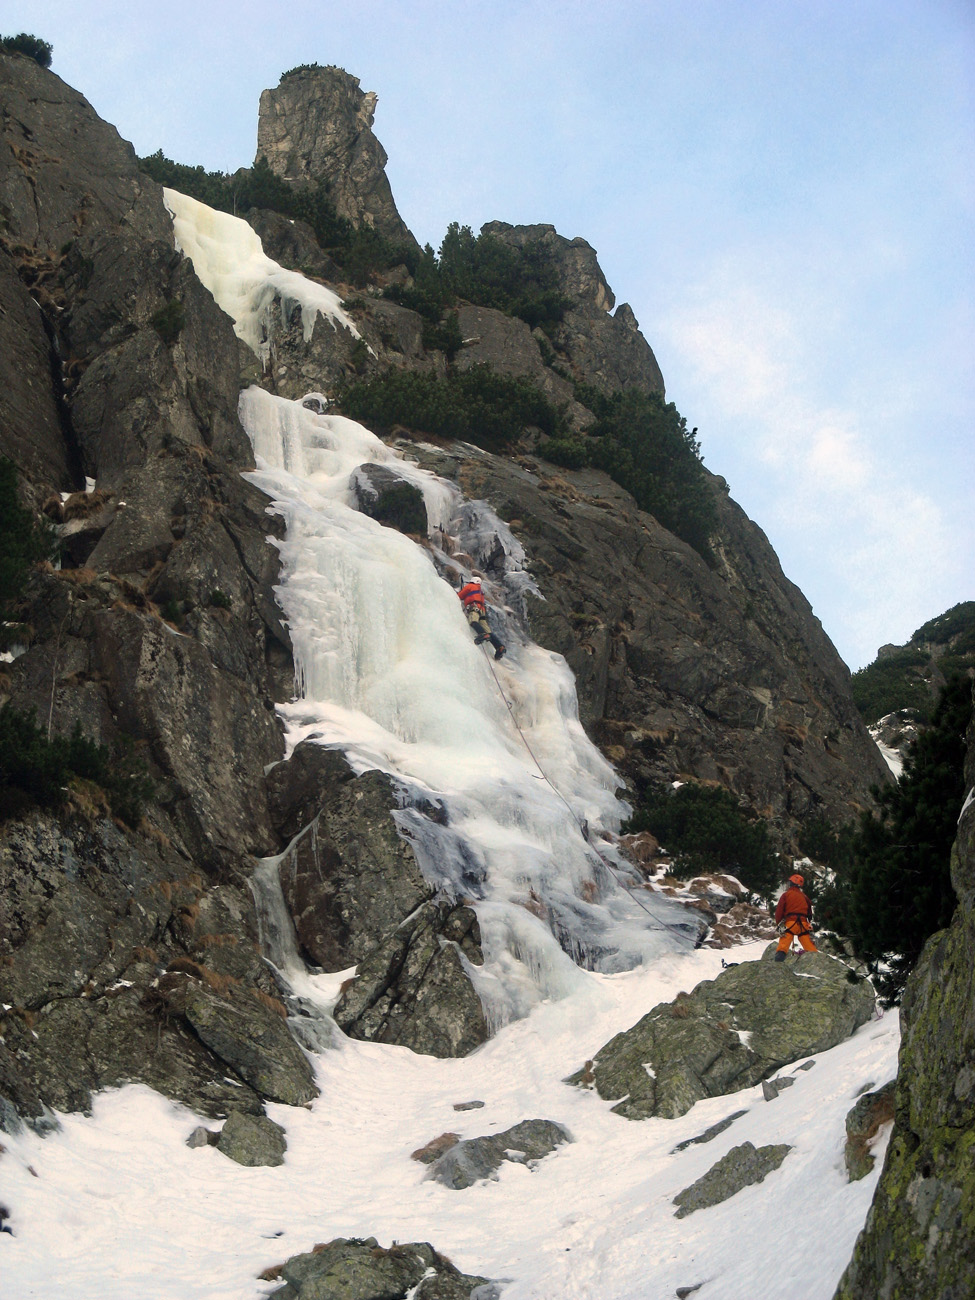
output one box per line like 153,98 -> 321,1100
6,0 -> 974,669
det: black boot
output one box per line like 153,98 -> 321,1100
773,951 -> 786,962
494,644 -> 506,660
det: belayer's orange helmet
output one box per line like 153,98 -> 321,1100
789,873 -> 805,887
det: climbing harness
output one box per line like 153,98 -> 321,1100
482,652 -> 695,945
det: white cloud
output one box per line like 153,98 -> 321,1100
657,265 -> 962,667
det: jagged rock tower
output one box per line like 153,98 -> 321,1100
256,64 -> 418,250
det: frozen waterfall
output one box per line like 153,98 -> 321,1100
165,188 -> 695,1030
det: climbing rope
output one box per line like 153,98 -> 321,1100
484,651 -> 696,944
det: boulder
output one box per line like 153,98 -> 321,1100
410,1132 -> 460,1165
567,946 -> 875,1119
351,463 -> 428,535
333,901 -> 489,1058
186,1125 -> 218,1148
671,1109 -> 748,1154
263,1236 -> 492,1300
267,744 -> 433,971
843,1080 -> 895,1181
217,1110 -> 287,1167
672,1141 -> 792,1218
174,978 -> 318,1107
423,1119 -> 572,1189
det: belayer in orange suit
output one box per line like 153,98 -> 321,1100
773,873 -> 817,960
457,576 -> 506,660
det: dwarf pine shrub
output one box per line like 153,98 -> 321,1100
541,386 -> 717,559
816,673 -> 971,1004
0,33 -> 53,67
151,300 -> 185,346
0,457 -> 57,650
0,706 -> 154,826
625,782 -> 779,901
338,364 -> 566,453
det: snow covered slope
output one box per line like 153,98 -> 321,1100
0,942 -> 897,1300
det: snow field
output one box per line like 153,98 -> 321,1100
0,943 -> 899,1300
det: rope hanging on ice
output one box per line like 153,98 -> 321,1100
484,654 -> 695,944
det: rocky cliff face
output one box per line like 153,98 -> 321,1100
0,52 -> 305,1123
1,51 -> 888,1141
482,220 -> 666,397
256,64 -> 417,250
403,440 -> 888,835
833,691 -> 975,1300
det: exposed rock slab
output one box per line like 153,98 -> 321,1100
568,946 -> 874,1119
89,607 -> 282,859
453,303 -> 582,420
672,1140 -> 791,1218
406,440 -> 891,839
267,742 -> 433,970
0,54 -> 172,255
480,221 -> 665,396
1,54 -> 288,876
0,813 -> 293,1124
423,1119 -> 572,1189
0,248 -> 70,500
264,1236 -> 492,1300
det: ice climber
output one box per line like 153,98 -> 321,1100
773,873 -> 817,960
457,576 -> 506,660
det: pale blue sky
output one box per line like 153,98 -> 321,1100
7,0 -> 973,668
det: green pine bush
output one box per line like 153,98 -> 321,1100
382,225 -> 571,338
0,706 -> 154,826
0,457 -> 57,650
150,300 -> 185,346
338,364 -> 566,452
816,673 -> 972,1004
850,601 -> 975,723
624,782 -> 780,901
0,33 -> 53,67
541,387 -> 717,559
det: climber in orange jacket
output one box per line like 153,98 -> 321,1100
773,873 -> 818,960
457,576 -> 506,660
